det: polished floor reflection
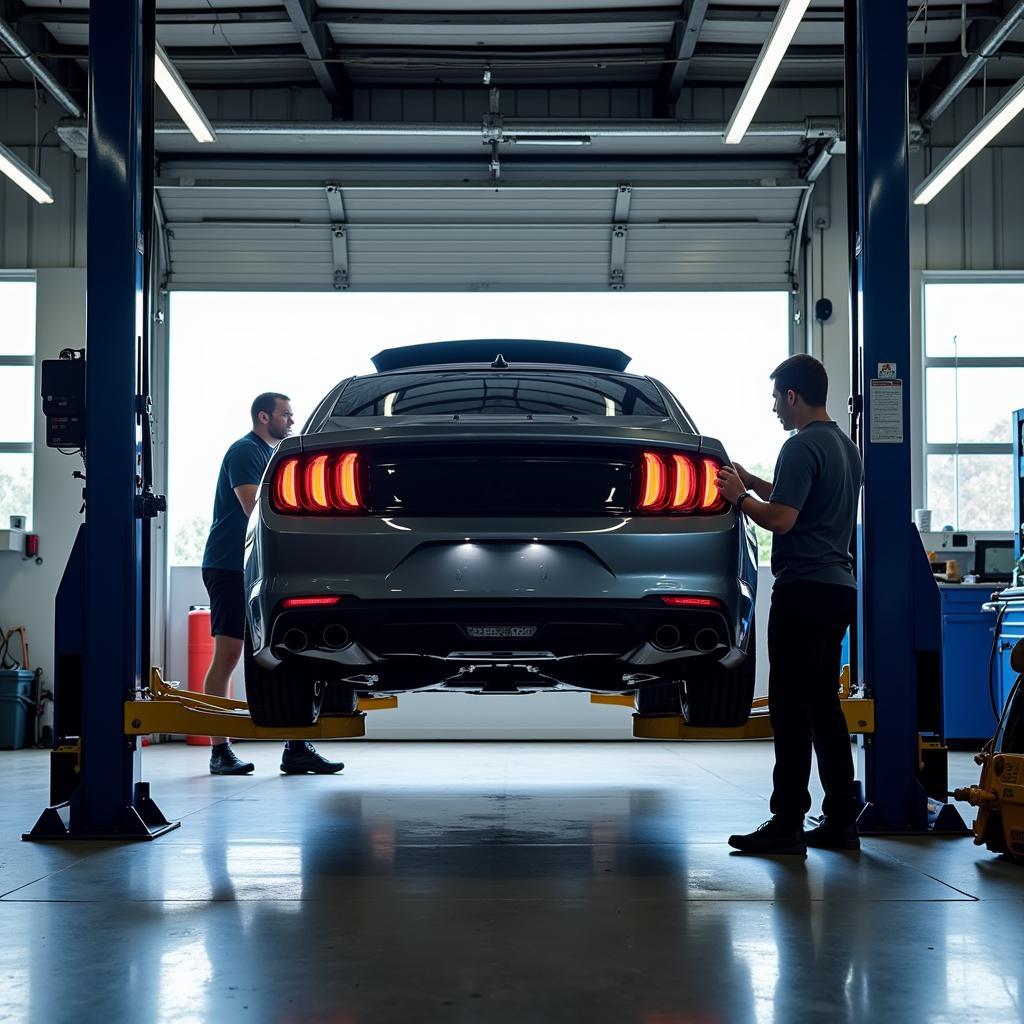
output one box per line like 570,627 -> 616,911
1,741 -> 1022,1023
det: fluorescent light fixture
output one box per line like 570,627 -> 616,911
914,74 -> 1024,205
509,136 -> 592,146
724,0 -> 811,145
155,41 -> 216,144
0,141 -> 53,204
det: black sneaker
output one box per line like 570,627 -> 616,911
280,741 -> 345,775
728,816 -> 807,855
803,818 -> 860,850
209,744 -> 255,776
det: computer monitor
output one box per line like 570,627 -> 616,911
974,539 -> 1015,582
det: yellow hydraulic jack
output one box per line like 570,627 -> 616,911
954,639 -> 1024,862
125,668 -> 398,740
592,665 -> 875,740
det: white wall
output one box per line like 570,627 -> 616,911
0,270 -> 86,719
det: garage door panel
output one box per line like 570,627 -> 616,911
162,174 -> 803,290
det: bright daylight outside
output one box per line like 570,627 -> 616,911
0,276 -> 36,531
924,280 -> 1022,532
168,291 -> 791,566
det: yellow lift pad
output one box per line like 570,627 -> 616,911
590,692 -> 874,740
125,671 -> 396,740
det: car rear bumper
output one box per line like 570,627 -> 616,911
245,509 -> 757,690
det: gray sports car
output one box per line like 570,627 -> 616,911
243,340 -> 758,729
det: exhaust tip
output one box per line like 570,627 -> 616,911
694,627 -> 720,653
653,624 -> 683,651
322,623 -> 351,650
282,628 -> 309,653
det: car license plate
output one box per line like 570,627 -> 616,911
466,625 -> 538,638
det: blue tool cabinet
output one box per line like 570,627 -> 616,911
939,585 -> 1001,744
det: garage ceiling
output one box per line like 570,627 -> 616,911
4,1 -> 1016,291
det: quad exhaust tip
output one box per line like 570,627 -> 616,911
694,627 -> 720,653
282,628 -> 309,653
653,624 -> 682,651
322,623 -> 352,650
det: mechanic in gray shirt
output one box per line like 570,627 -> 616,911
717,354 -> 863,855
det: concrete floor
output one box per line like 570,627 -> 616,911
1,741 -> 1022,1024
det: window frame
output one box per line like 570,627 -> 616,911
0,270 -> 35,458
921,271 -> 1024,533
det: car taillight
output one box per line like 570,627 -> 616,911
272,451 -> 364,513
281,596 -> 343,608
660,595 -> 724,609
636,451 -> 728,514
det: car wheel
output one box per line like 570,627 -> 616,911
682,646 -> 756,728
635,681 -> 684,716
320,682 -> 359,716
244,623 -> 324,728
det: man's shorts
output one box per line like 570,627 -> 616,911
201,568 -> 245,640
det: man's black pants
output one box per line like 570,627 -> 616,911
768,580 -> 858,827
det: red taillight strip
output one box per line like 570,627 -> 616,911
700,457 -> 727,512
639,451 -> 668,510
660,595 -> 723,609
274,457 -> 301,511
281,596 -> 342,608
333,451 -> 360,510
271,451 -> 362,514
305,454 -> 331,511
670,454 -> 698,512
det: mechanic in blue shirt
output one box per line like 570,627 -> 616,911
717,354 -> 863,855
201,392 -> 345,777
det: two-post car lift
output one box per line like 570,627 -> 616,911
24,0 -> 964,840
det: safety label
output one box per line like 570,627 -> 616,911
869,379 -> 904,444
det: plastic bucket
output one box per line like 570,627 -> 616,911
0,669 -> 35,750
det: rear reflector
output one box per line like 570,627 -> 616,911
637,451 -> 727,514
660,595 -> 723,609
272,450 -> 363,513
281,596 -> 343,608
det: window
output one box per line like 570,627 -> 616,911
922,277 -> 1022,531
328,370 -> 669,420
0,272 -> 36,530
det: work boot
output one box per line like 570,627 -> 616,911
280,741 -> 345,775
728,816 -> 807,855
803,817 -> 861,850
209,742 -> 255,776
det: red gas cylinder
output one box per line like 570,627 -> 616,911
187,606 -> 233,746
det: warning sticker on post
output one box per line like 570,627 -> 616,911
869,379 -> 904,444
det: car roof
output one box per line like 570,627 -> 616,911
371,339 -> 631,373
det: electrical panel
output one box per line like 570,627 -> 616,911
41,353 -> 85,449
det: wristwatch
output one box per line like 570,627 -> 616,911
735,491 -> 752,512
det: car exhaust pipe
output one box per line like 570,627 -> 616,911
694,627 -> 720,653
653,624 -> 683,651
282,628 -> 309,653
322,623 -> 351,650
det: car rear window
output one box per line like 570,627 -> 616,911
330,371 -> 668,418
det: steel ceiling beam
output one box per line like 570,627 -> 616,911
656,0 -> 711,114
0,14 -> 83,116
281,0 -> 353,118
920,0 -> 1024,127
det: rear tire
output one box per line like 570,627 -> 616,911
244,624 -> 323,727
320,682 -> 359,716
683,636 -> 756,728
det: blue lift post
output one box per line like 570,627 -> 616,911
25,0 -> 177,840
846,1 -> 961,832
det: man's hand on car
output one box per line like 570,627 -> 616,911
730,462 -> 756,489
717,465 -> 746,505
